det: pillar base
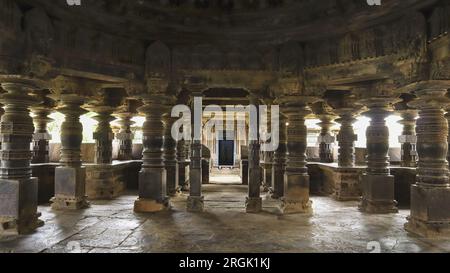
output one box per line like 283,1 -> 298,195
0,178 -> 44,235
187,196 -> 204,212
405,185 -> 450,238
333,167 -> 362,201
279,198 -> 313,215
281,173 -> 312,214
86,165 -> 124,200
53,166 -> 89,210
359,174 -> 398,214
134,198 -> 170,213
51,195 -> 90,210
245,197 -> 262,213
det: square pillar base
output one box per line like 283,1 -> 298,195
0,178 -> 44,235
333,168 -> 362,201
246,197 -> 262,213
187,196 -> 204,212
359,174 -> 398,214
134,198 -> 170,213
86,165 -> 124,200
405,185 -> 450,238
52,166 -> 89,210
280,173 -> 313,214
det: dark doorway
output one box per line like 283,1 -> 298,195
218,140 -> 235,166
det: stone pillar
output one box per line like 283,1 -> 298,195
312,102 -> 336,163
0,81 -> 43,235
271,113 -> 287,199
246,94 -> 262,213
115,113 -> 135,161
359,97 -> 399,214
240,145 -> 249,185
187,90 -> 204,212
93,108 -> 115,164
405,84 -> 450,237
261,151 -> 273,192
163,109 -> 179,197
177,139 -> 189,191
398,110 -> 418,167
280,95 -> 318,214
51,94 -> 90,210
335,110 -> 358,168
31,90 -> 55,164
134,94 -> 170,212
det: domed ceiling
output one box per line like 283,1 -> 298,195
17,0 -> 435,45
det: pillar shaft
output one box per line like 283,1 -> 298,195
359,100 -> 398,214
134,95 -> 170,212
317,116 -> 335,163
187,91 -> 204,212
177,139 -> 189,191
164,115 -> 179,196
336,113 -> 357,167
0,81 -> 43,235
405,86 -> 450,237
246,96 -> 262,213
93,111 -> 114,164
399,110 -> 418,167
52,94 -> 89,210
31,109 -> 53,164
271,114 -> 287,199
116,115 -> 134,161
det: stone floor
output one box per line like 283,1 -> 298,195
1,174 -> 450,253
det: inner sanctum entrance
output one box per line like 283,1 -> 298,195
218,139 -> 235,167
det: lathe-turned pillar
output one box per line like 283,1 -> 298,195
134,94 -> 170,212
51,94 -> 90,210
177,139 -> 190,191
271,112 -> 287,199
312,102 -> 336,163
115,113 -> 134,161
187,89 -> 204,212
405,83 -> 450,237
280,95 -> 319,214
31,90 -> 55,164
163,98 -> 179,197
246,94 -> 262,213
358,95 -> 399,214
93,107 -> 115,165
0,80 -> 43,235
335,110 -> 358,168
395,94 -> 418,168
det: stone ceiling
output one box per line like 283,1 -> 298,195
17,0 -> 437,45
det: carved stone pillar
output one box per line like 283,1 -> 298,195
134,94 -> 170,212
177,139 -> 189,191
187,89 -> 204,212
0,80 -> 43,235
335,110 -> 358,168
115,113 -> 134,161
31,90 -> 55,164
280,95 -> 319,214
261,151 -> 273,192
399,111 -> 418,167
51,94 -> 90,210
395,94 -> 418,168
163,98 -> 179,197
93,107 -> 115,165
312,102 -> 336,163
358,96 -> 399,214
405,83 -> 450,237
271,113 -> 287,199
246,94 -> 262,213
